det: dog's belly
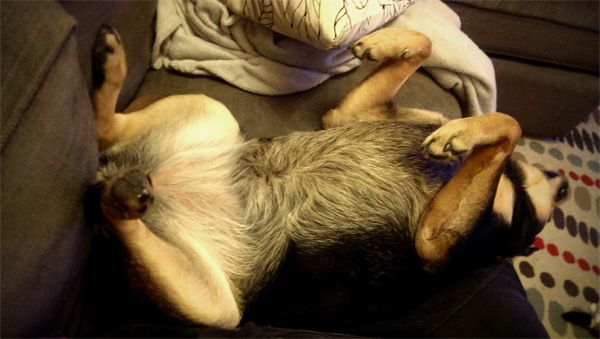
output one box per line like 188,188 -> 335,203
234,121 -> 458,296
236,120 -> 459,328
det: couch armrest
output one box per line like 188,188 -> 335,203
1,1 -> 98,337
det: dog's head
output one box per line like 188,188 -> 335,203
499,159 -> 569,256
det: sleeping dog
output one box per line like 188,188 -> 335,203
92,26 -> 569,329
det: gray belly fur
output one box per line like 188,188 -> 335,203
233,120 -> 458,296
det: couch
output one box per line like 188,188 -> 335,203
1,1 -> 596,337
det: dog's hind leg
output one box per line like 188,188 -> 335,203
92,27 -> 239,151
416,113 -> 522,271
98,172 -> 241,328
322,28 -> 432,129
92,25 -> 128,150
108,218 -> 241,329
93,27 -> 243,328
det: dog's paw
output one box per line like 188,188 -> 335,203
422,119 -> 474,160
93,25 -> 126,89
99,169 -> 154,221
350,27 -> 431,61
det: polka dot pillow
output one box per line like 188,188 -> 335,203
512,110 -> 599,338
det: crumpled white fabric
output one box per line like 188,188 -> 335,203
152,0 -> 496,116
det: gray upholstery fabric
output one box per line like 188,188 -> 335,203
449,0 -> 599,32
0,2 -> 98,336
60,0 -> 157,111
134,65 -> 462,139
0,1 -> 76,147
492,57 -> 598,137
448,2 -> 599,73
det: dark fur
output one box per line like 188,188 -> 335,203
242,159 -> 541,330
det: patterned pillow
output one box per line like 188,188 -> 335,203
227,0 -> 414,49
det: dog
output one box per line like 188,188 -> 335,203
91,25 -> 569,330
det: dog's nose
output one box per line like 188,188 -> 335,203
100,169 -> 155,220
137,189 -> 152,204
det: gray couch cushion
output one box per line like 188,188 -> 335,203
492,57 -> 598,137
450,0 -> 599,32
1,2 -> 98,337
0,1 -> 76,147
448,1 -> 599,73
133,64 -> 462,139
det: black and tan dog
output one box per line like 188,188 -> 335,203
92,26 -> 569,329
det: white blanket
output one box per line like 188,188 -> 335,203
152,0 -> 496,116
396,0 -> 497,115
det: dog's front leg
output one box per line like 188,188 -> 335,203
416,113 -> 522,271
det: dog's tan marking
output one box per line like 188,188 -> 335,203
518,161 -> 568,223
112,219 -> 241,328
416,113 -> 522,271
492,174 -> 516,224
392,107 -> 448,125
322,28 -> 431,129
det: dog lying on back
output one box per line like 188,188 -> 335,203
92,26 -> 569,329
